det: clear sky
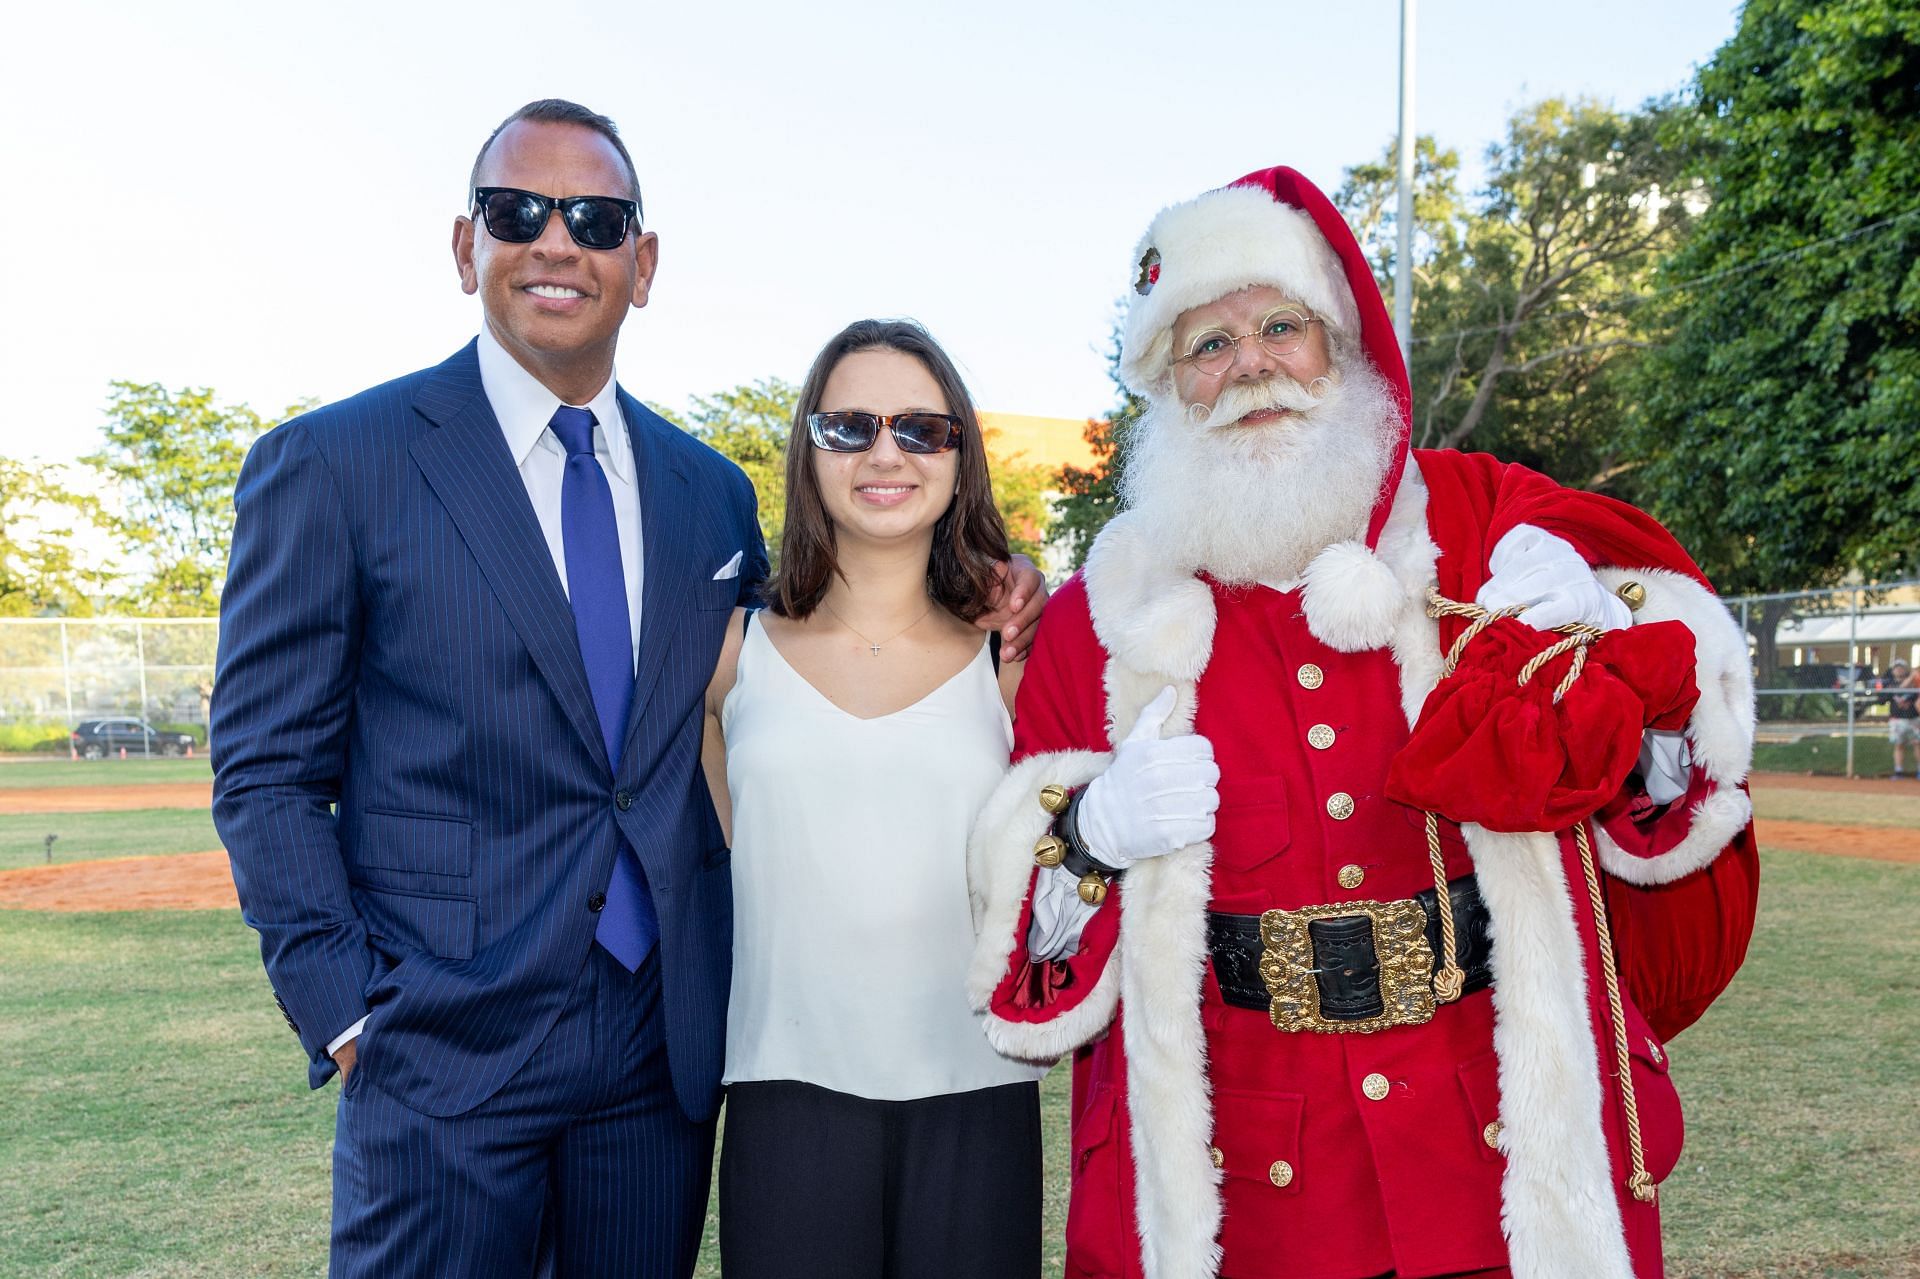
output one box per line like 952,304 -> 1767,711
1,0 -> 1743,465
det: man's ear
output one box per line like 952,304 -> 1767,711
630,230 -> 660,309
453,216 -> 479,295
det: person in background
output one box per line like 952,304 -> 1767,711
702,319 -> 1049,1279
1883,658 -> 1919,777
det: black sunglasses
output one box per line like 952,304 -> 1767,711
807,411 -> 964,455
472,187 -> 640,251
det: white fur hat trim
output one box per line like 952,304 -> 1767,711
1120,184 -> 1360,399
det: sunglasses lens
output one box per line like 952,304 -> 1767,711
809,413 -> 879,452
479,190 -> 548,242
564,198 -> 631,250
891,414 -> 960,454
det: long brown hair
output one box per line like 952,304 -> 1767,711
767,319 -> 1012,621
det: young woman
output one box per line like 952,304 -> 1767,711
702,319 -> 1046,1277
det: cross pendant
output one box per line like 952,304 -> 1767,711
869,644 -> 882,656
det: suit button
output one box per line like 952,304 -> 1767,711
1337,864 -> 1365,890
1296,663 -> 1324,690
1484,1120 -> 1504,1150
1268,1159 -> 1294,1188
1326,792 -> 1355,821
1307,723 -> 1336,750
1362,1072 -> 1390,1101
588,892 -> 607,912
614,790 -> 632,811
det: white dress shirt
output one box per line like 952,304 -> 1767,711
327,330 -> 647,1061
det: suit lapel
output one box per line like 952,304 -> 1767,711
619,391 -> 694,765
408,343 -> 612,776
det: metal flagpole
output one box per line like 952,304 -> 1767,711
1394,0 -> 1417,364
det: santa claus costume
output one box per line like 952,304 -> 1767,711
967,169 -> 1759,1279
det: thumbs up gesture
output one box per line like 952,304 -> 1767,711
1076,687 -> 1221,869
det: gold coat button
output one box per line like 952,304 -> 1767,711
1483,1120 -> 1504,1150
1337,864 -> 1365,890
1646,1039 -> 1663,1065
1326,792 -> 1355,821
1307,723 -> 1336,750
1268,1160 -> 1294,1188
1297,663 -> 1324,690
1209,1146 -> 1224,1169
1362,1072 -> 1390,1101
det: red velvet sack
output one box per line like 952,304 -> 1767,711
1385,618 -> 1699,833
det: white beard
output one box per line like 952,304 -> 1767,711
1120,366 -> 1402,585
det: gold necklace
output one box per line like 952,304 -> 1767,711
823,597 -> 934,656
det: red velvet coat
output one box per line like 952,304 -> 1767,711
964,454 -> 1758,1279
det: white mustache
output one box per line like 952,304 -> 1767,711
1187,375 -> 1334,428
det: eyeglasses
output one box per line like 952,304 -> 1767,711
807,411 -> 964,455
471,187 -> 640,251
1173,306 -> 1321,375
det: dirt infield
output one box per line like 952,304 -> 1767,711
0,850 -> 236,911
0,782 -> 213,814
1753,818 -> 1920,864
1750,770 -> 1920,797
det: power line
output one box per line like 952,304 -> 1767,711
1407,206 -> 1920,348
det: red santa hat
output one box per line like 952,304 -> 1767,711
1118,166 -> 1413,550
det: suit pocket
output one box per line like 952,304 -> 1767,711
699,574 -> 741,611
352,883 -> 477,961
355,810 -> 472,877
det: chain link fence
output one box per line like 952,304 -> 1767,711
1,587 -> 1916,772
0,618 -> 217,755
1732,582 -> 1920,778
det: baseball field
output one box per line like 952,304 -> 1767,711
1,757 -> 1915,1278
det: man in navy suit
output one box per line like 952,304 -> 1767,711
213,99 -> 1043,1278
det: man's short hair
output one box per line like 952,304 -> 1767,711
469,99 -> 643,216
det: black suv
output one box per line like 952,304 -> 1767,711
70,719 -> 197,759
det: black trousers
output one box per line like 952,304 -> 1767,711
719,1078 -> 1042,1279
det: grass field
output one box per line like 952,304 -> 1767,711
1750,785 -> 1920,829
0,809 -> 223,871
0,758 -> 212,789
4,845 -> 1915,1278
1752,734 -> 1895,777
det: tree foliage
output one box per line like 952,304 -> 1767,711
1050,329 -> 1142,572
81,383 -> 293,616
1340,100 -> 1698,488
1624,0 -> 1920,594
657,379 -> 796,564
0,460 -> 105,616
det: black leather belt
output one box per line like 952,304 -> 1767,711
1207,874 -> 1494,1030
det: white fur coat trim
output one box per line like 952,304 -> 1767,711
1467,825 -> 1637,1279
967,749 -> 1123,1062
1595,787 -> 1754,886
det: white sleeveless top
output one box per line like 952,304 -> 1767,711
722,616 -> 1048,1100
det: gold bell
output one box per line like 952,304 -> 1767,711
1617,581 -> 1647,612
1038,783 -> 1072,815
1076,872 -> 1109,905
1033,834 -> 1068,869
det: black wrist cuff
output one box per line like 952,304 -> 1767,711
1057,787 -> 1123,879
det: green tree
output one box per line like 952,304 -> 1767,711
1625,0 -> 1920,597
81,382 -> 294,616
655,379 -> 796,563
978,432 -> 1055,566
1341,100 -> 1698,488
1051,329 -> 1142,572
0,459 -> 110,616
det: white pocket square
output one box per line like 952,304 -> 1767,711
712,550 -> 744,581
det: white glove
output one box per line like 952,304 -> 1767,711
1639,729 -> 1691,806
1076,686 -> 1220,870
1477,525 -> 1632,634
1027,865 -> 1098,960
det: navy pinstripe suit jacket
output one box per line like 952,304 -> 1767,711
212,341 -> 767,1122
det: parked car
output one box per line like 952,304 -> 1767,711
70,719 -> 196,759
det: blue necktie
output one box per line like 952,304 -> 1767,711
550,406 -> 657,971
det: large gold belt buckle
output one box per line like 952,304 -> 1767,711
1257,899 -> 1437,1034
